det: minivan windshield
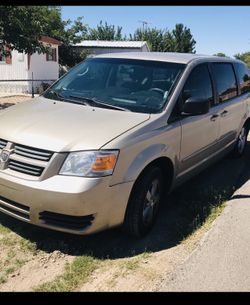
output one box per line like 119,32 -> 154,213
43,58 -> 185,114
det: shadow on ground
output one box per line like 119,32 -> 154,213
0,103 -> 16,110
1,142 -> 250,260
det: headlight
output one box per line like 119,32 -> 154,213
59,150 -> 119,177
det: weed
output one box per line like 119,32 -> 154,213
34,256 -> 99,292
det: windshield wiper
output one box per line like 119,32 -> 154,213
45,90 -> 90,106
62,97 -> 90,106
45,89 -> 65,101
69,95 -> 129,112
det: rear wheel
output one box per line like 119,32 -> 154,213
123,166 -> 164,238
231,126 -> 248,158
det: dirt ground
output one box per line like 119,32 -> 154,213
0,96 -> 250,291
0,95 -> 32,110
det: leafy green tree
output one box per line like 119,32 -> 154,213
234,52 -> 250,69
59,46 -> 91,71
130,27 -> 166,51
166,24 -> 196,53
86,21 -> 123,40
130,23 -> 196,53
0,6 -> 51,54
0,6 -> 88,66
56,15 -> 88,67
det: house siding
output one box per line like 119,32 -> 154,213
0,50 -> 29,94
0,43 -> 59,95
27,44 -> 59,93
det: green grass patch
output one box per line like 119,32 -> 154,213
0,275 -> 7,284
0,224 -> 11,235
19,239 -> 38,254
0,234 -> 37,286
34,256 -> 100,292
175,186 -> 230,242
0,235 -> 17,247
0,252 -> 27,285
122,258 -> 140,271
0,235 -> 38,254
121,252 -> 152,271
202,202 -> 226,227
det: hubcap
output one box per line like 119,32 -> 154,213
238,128 -> 246,154
142,179 -> 160,225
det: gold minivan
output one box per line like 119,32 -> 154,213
0,52 -> 250,237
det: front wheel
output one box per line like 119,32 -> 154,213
231,126 -> 248,158
123,166 -> 164,238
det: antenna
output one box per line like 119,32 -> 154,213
138,20 -> 152,30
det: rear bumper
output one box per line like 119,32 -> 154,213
0,171 -> 134,235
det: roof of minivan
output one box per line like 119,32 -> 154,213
95,52 -> 239,65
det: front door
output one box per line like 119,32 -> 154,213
178,64 -> 219,174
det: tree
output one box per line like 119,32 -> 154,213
86,21 -> 123,40
234,52 -> 250,69
0,6 -> 51,54
130,23 -> 196,53
51,15 -> 88,67
0,6 -> 88,66
130,27 -> 167,52
59,46 -> 91,71
166,24 -> 196,53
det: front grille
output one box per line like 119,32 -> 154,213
39,211 -> 94,231
0,138 -> 54,177
14,144 -> 53,161
8,160 -> 44,177
0,195 -> 30,221
0,139 -> 7,150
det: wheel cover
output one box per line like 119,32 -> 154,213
142,178 -> 160,225
238,127 -> 246,154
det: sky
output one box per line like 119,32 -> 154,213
61,6 -> 250,57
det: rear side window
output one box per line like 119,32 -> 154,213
235,63 -> 250,94
182,64 -> 214,105
212,63 -> 237,102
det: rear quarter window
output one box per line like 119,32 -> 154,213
235,63 -> 250,94
212,63 -> 237,103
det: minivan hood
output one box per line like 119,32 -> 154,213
0,97 -> 150,152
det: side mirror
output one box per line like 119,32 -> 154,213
182,98 -> 210,115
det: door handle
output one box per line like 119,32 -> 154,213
210,114 -> 219,121
220,110 -> 228,117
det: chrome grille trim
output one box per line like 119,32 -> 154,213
0,139 -> 7,150
14,144 -> 53,161
0,139 -> 54,177
10,154 -> 47,168
8,160 -> 44,176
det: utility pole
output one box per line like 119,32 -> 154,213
138,20 -> 152,30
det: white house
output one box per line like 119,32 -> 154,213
0,36 -> 61,94
72,40 -> 150,55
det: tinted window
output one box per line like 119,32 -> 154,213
235,63 -> 250,94
212,63 -> 237,102
182,64 -> 214,105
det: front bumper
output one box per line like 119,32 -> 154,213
0,171 -> 134,235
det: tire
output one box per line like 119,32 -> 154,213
123,166 -> 164,238
231,125 -> 248,158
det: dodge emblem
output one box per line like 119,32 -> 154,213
0,149 -> 11,170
